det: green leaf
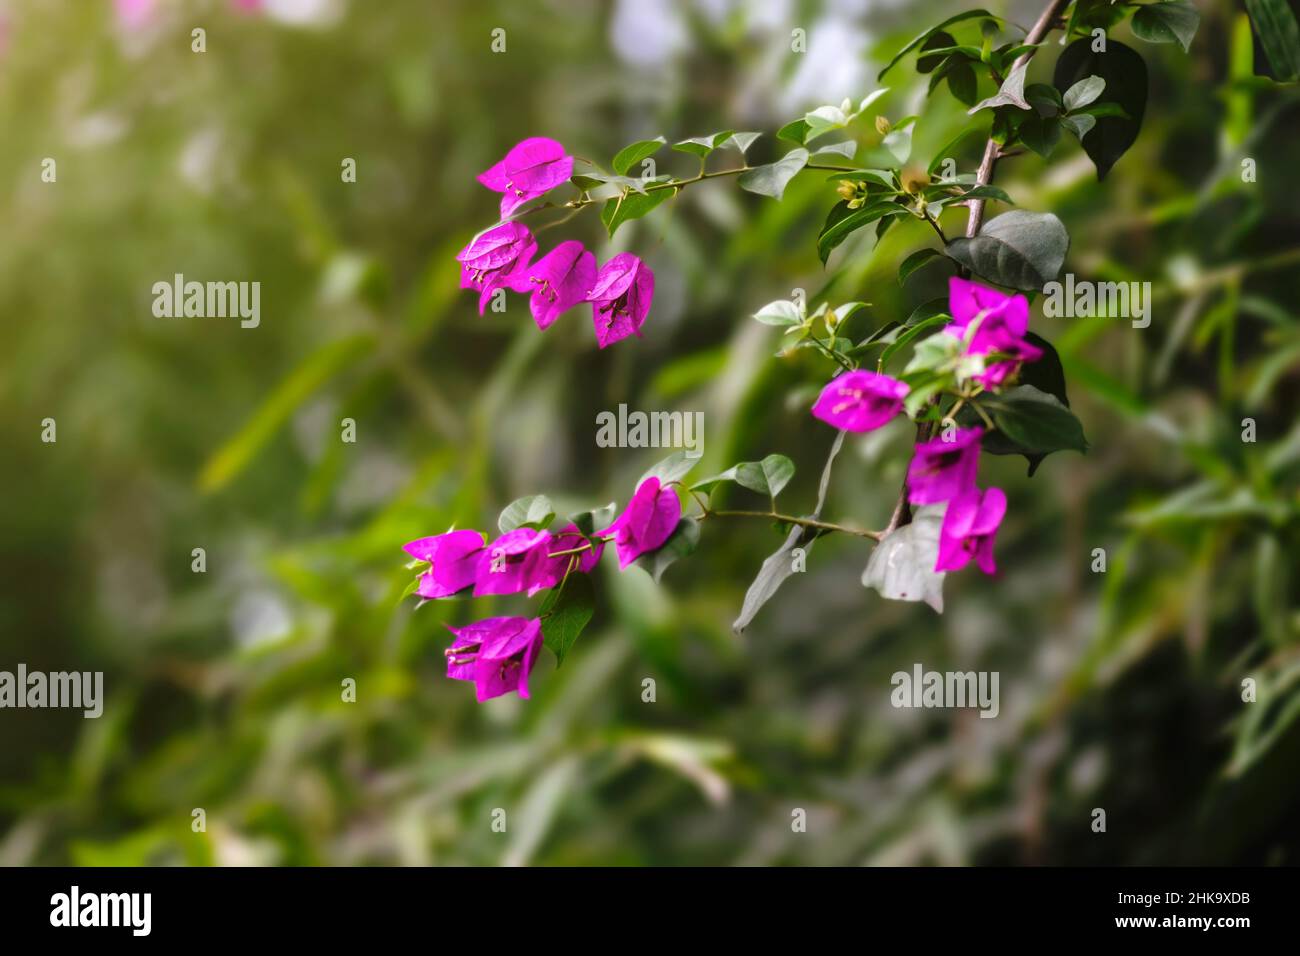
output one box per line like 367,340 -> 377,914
612,137 -> 666,176
725,131 -> 763,154
1025,82 -> 1063,116
737,147 -> 809,200
978,384 -> 1089,457
878,9 -> 1000,79
739,454 -> 796,497
882,125 -> 913,164
862,505 -> 946,612
960,184 -> 1014,204
1054,39 -> 1147,180
947,60 -> 978,106
672,130 -> 734,158
569,504 -> 617,537
1019,331 -> 1069,407
813,141 -> 858,161
1132,1 -> 1201,53
753,299 -> 803,326
777,118 -> 811,144
1062,75 -> 1105,112
969,59 -> 1030,113
945,210 -> 1070,291
639,450 -> 698,486
600,188 -> 674,237
633,516 -> 700,583
1246,0 -> 1300,81
540,573 -> 595,666
882,317 -> 953,368
898,247 -> 946,284
1019,115 -> 1062,158
918,31 -> 957,72
1061,114 -> 1096,140
694,454 -> 795,498
816,198 -> 906,265
498,494 -> 555,534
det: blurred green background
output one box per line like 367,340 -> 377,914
1,0 -> 1298,866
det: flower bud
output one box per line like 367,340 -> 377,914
874,115 -> 892,136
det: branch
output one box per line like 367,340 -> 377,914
964,0 -> 1072,238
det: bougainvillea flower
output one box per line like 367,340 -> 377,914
811,370 -> 909,432
444,617 -> 544,702
456,222 -> 537,314
598,477 -> 681,569
512,240 -> 597,330
477,137 -> 574,217
945,277 -> 1042,387
947,277 -> 1029,339
907,426 -> 983,505
403,529 -> 486,598
473,528 -> 553,596
588,253 -> 654,348
114,0 -> 156,27
935,486 -> 1007,574
528,524 -> 605,594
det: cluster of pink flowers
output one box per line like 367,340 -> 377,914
458,138 -> 655,349
810,277 -> 1043,576
404,477 -> 680,701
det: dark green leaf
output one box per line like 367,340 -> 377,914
816,198 -> 906,264
1246,0 -> 1300,81
1054,39 -> 1147,180
1019,331 -> 1069,407
1019,115 -> 1062,158
1025,82 -> 1063,116
878,9 -> 1000,79
898,247 -> 946,284
945,210 -> 1070,291
540,573 -> 595,666
917,31 -> 957,73
1132,1 -> 1201,53
979,384 -> 1089,457
947,60 -> 978,106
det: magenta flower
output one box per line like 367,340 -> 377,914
513,240 -> 597,330
945,277 -> 1042,388
528,525 -> 605,593
404,529 -> 486,598
473,528 -> 553,597
456,222 -> 537,314
907,426 -> 983,505
598,477 -> 681,569
935,487 -> 1007,574
477,137 -> 574,218
589,253 -> 654,348
811,370 -> 909,432
444,616 -> 544,702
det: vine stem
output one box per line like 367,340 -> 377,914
964,0 -> 1072,237
515,161 -> 858,221
701,509 -> 884,541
